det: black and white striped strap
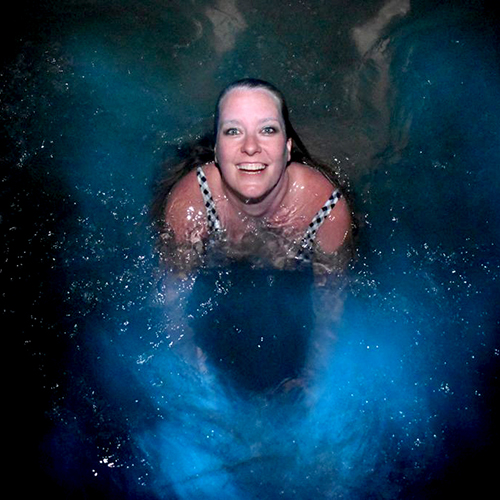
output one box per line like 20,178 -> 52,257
297,189 -> 342,260
197,165 -> 222,233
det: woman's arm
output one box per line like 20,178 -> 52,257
315,196 -> 353,255
164,169 -> 207,244
159,170 -> 208,273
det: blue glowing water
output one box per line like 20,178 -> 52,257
5,1 -> 499,498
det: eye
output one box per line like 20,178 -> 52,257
223,127 -> 240,136
261,126 -> 278,135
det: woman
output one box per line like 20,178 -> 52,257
154,78 -> 354,275
153,79 -> 354,393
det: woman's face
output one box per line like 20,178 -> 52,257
215,88 -> 292,203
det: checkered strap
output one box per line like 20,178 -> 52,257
297,189 -> 342,261
197,165 -> 222,233
197,165 -> 341,261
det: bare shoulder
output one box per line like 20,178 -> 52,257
164,168 -> 207,243
316,195 -> 352,254
290,162 -> 352,254
289,162 -> 337,199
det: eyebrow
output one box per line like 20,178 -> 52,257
220,117 -> 282,126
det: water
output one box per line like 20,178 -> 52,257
5,1 -> 499,498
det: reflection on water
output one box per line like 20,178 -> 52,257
6,0 -> 500,498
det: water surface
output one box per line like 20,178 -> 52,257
5,1 -> 499,498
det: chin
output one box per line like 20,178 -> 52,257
231,179 -> 269,199
239,189 -> 269,203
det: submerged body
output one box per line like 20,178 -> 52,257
155,79 -> 353,393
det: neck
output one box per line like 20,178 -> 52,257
220,169 -> 290,220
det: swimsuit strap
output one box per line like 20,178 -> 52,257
197,164 -> 341,261
197,165 -> 222,233
297,189 -> 342,261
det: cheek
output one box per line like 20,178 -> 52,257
215,143 -> 235,177
215,139 -> 232,162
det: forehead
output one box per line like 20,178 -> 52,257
218,87 -> 282,119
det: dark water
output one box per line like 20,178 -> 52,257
5,1 -> 500,498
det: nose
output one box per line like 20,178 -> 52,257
241,133 -> 261,155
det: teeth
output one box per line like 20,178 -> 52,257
236,163 -> 267,171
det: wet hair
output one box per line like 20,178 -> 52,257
152,78 -> 348,225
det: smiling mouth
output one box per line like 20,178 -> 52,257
236,163 -> 267,172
